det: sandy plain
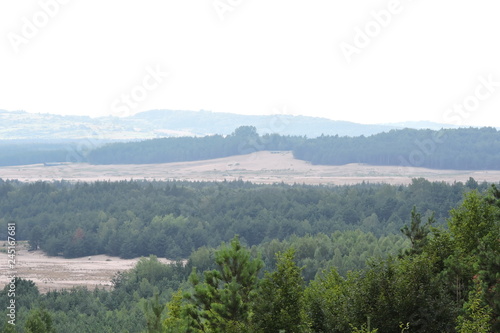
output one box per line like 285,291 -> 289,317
1,151 -> 499,185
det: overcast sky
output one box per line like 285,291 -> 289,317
1,0 -> 499,127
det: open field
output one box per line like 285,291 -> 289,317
1,151 -> 500,185
0,243 -> 178,293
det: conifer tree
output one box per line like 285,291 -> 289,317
183,236 -> 263,332
253,248 -> 310,332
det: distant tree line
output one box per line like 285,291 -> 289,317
86,126 -> 301,164
2,127 -> 500,170
0,143 -> 70,167
87,126 -> 500,170
294,127 -> 500,170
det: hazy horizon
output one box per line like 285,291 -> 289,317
3,108 -> 498,130
1,1 -> 500,128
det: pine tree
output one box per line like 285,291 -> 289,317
400,206 -> 434,255
183,236 -> 263,332
253,248 -> 310,332
24,308 -> 55,333
163,290 -> 187,332
143,293 -> 164,333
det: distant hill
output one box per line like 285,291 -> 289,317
129,109 -> 403,137
382,121 -> 460,131
0,109 -> 460,141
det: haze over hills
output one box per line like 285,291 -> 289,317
0,109 -> 460,141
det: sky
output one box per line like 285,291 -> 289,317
1,0 -> 499,127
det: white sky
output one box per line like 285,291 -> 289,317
1,0 -> 499,126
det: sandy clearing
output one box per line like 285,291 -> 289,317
0,244 -> 179,293
0,151 -> 499,185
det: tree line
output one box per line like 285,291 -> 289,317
0,143 -> 70,167
86,126 -> 500,170
0,177 -> 483,259
3,127 -> 500,170
86,126 -> 300,164
293,127 -> 500,170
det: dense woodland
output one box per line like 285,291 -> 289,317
294,127 -> 500,170
0,178 -> 499,332
2,127 -> 500,170
87,126 -> 500,170
0,178 -> 482,259
85,126 -> 300,164
0,143 -> 69,167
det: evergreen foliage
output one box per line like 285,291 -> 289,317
0,178 -> 498,332
253,249 -> 310,332
0,178 -> 477,259
84,127 -> 500,170
182,236 -> 263,332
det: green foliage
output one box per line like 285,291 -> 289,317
448,190 -> 498,255
0,278 -> 40,311
305,250 -> 458,332
0,178 -> 471,259
443,187 -> 500,331
143,293 -> 164,333
294,127 -> 500,170
0,324 -> 17,333
183,236 -> 263,332
0,177 -> 499,332
305,268 -> 356,332
253,249 -> 310,332
25,308 -> 55,333
400,206 -> 435,255
85,127 -> 500,170
456,279 -> 493,333
87,125 -> 301,165
257,230 -> 408,281
399,322 -> 410,332
163,290 -> 187,332
0,143 -> 70,167
350,323 -> 379,333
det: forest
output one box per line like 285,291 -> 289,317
0,177 -> 498,332
0,177 -> 483,259
87,126 -> 500,170
2,127 -> 500,170
0,143 -> 70,167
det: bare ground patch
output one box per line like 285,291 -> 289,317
0,245 -> 177,293
0,151 -> 499,185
